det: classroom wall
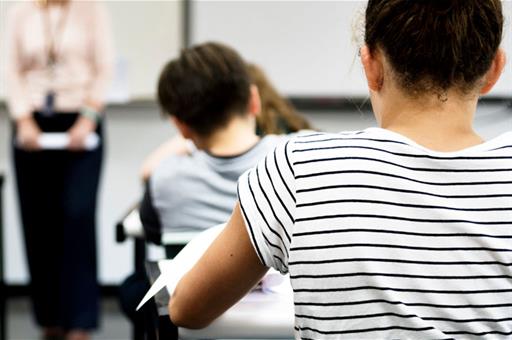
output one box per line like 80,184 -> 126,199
104,1 -> 183,101
191,0 -> 512,97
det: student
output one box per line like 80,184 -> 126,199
139,43 -> 294,247
119,42 -> 294,335
169,0 -> 510,338
139,62 -> 312,181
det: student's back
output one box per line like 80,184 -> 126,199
240,128 -> 512,338
139,42 -> 289,244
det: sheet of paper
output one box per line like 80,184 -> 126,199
36,133 -> 100,150
137,224 -> 225,310
137,223 -> 291,311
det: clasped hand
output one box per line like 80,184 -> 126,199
68,115 -> 97,151
16,115 -> 97,151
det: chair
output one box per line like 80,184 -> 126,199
0,173 -> 6,340
115,205 -> 200,339
116,206 -> 201,270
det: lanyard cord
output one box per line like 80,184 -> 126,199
43,1 -> 70,67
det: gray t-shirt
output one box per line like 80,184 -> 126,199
140,135 -> 286,243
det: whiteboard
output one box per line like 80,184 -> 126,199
104,1 -> 182,101
190,0 -> 512,98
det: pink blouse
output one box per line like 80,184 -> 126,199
5,1 -> 114,119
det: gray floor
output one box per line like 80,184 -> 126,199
3,100 -> 512,340
7,297 -> 131,340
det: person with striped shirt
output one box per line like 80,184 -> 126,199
168,0 -> 510,338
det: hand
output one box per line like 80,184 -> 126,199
68,115 -> 97,151
16,116 -> 41,151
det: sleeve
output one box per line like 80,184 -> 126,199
86,3 -> 115,107
237,139 -> 296,274
139,180 -> 163,245
4,6 -> 33,120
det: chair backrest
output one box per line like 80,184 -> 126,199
0,173 -> 4,283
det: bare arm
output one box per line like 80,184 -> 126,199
169,202 -> 269,329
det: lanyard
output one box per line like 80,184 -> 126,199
42,1 -> 70,68
40,1 -> 70,116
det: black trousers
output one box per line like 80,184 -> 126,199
13,112 -> 103,330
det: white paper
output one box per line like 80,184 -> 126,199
137,224 -> 225,310
36,133 -> 100,150
137,223 -> 291,311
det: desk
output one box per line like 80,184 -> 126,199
146,261 -> 295,339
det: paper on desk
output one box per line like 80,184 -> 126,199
35,133 -> 100,150
137,223 -> 289,311
137,224 -> 226,311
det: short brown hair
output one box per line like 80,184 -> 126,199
157,42 -> 251,136
365,0 -> 503,96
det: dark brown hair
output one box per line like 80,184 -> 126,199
247,64 -> 313,135
157,42 -> 251,137
365,0 -> 503,96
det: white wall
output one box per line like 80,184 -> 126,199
104,0 -> 183,101
191,0 -> 512,98
499,0 -> 512,97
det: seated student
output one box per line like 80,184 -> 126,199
139,53 -> 311,246
139,62 -> 312,181
120,42 -> 295,334
169,0 -> 511,338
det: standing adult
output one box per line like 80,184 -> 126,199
4,0 -> 114,339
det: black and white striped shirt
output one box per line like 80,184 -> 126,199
238,127 -> 512,339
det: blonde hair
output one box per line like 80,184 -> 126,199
247,63 -> 313,135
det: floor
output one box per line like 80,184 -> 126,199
6,297 -> 131,340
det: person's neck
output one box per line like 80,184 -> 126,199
194,117 -> 260,157
377,88 -> 483,152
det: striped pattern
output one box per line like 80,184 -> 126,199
238,128 -> 512,339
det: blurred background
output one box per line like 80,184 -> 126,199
0,1 -> 511,339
